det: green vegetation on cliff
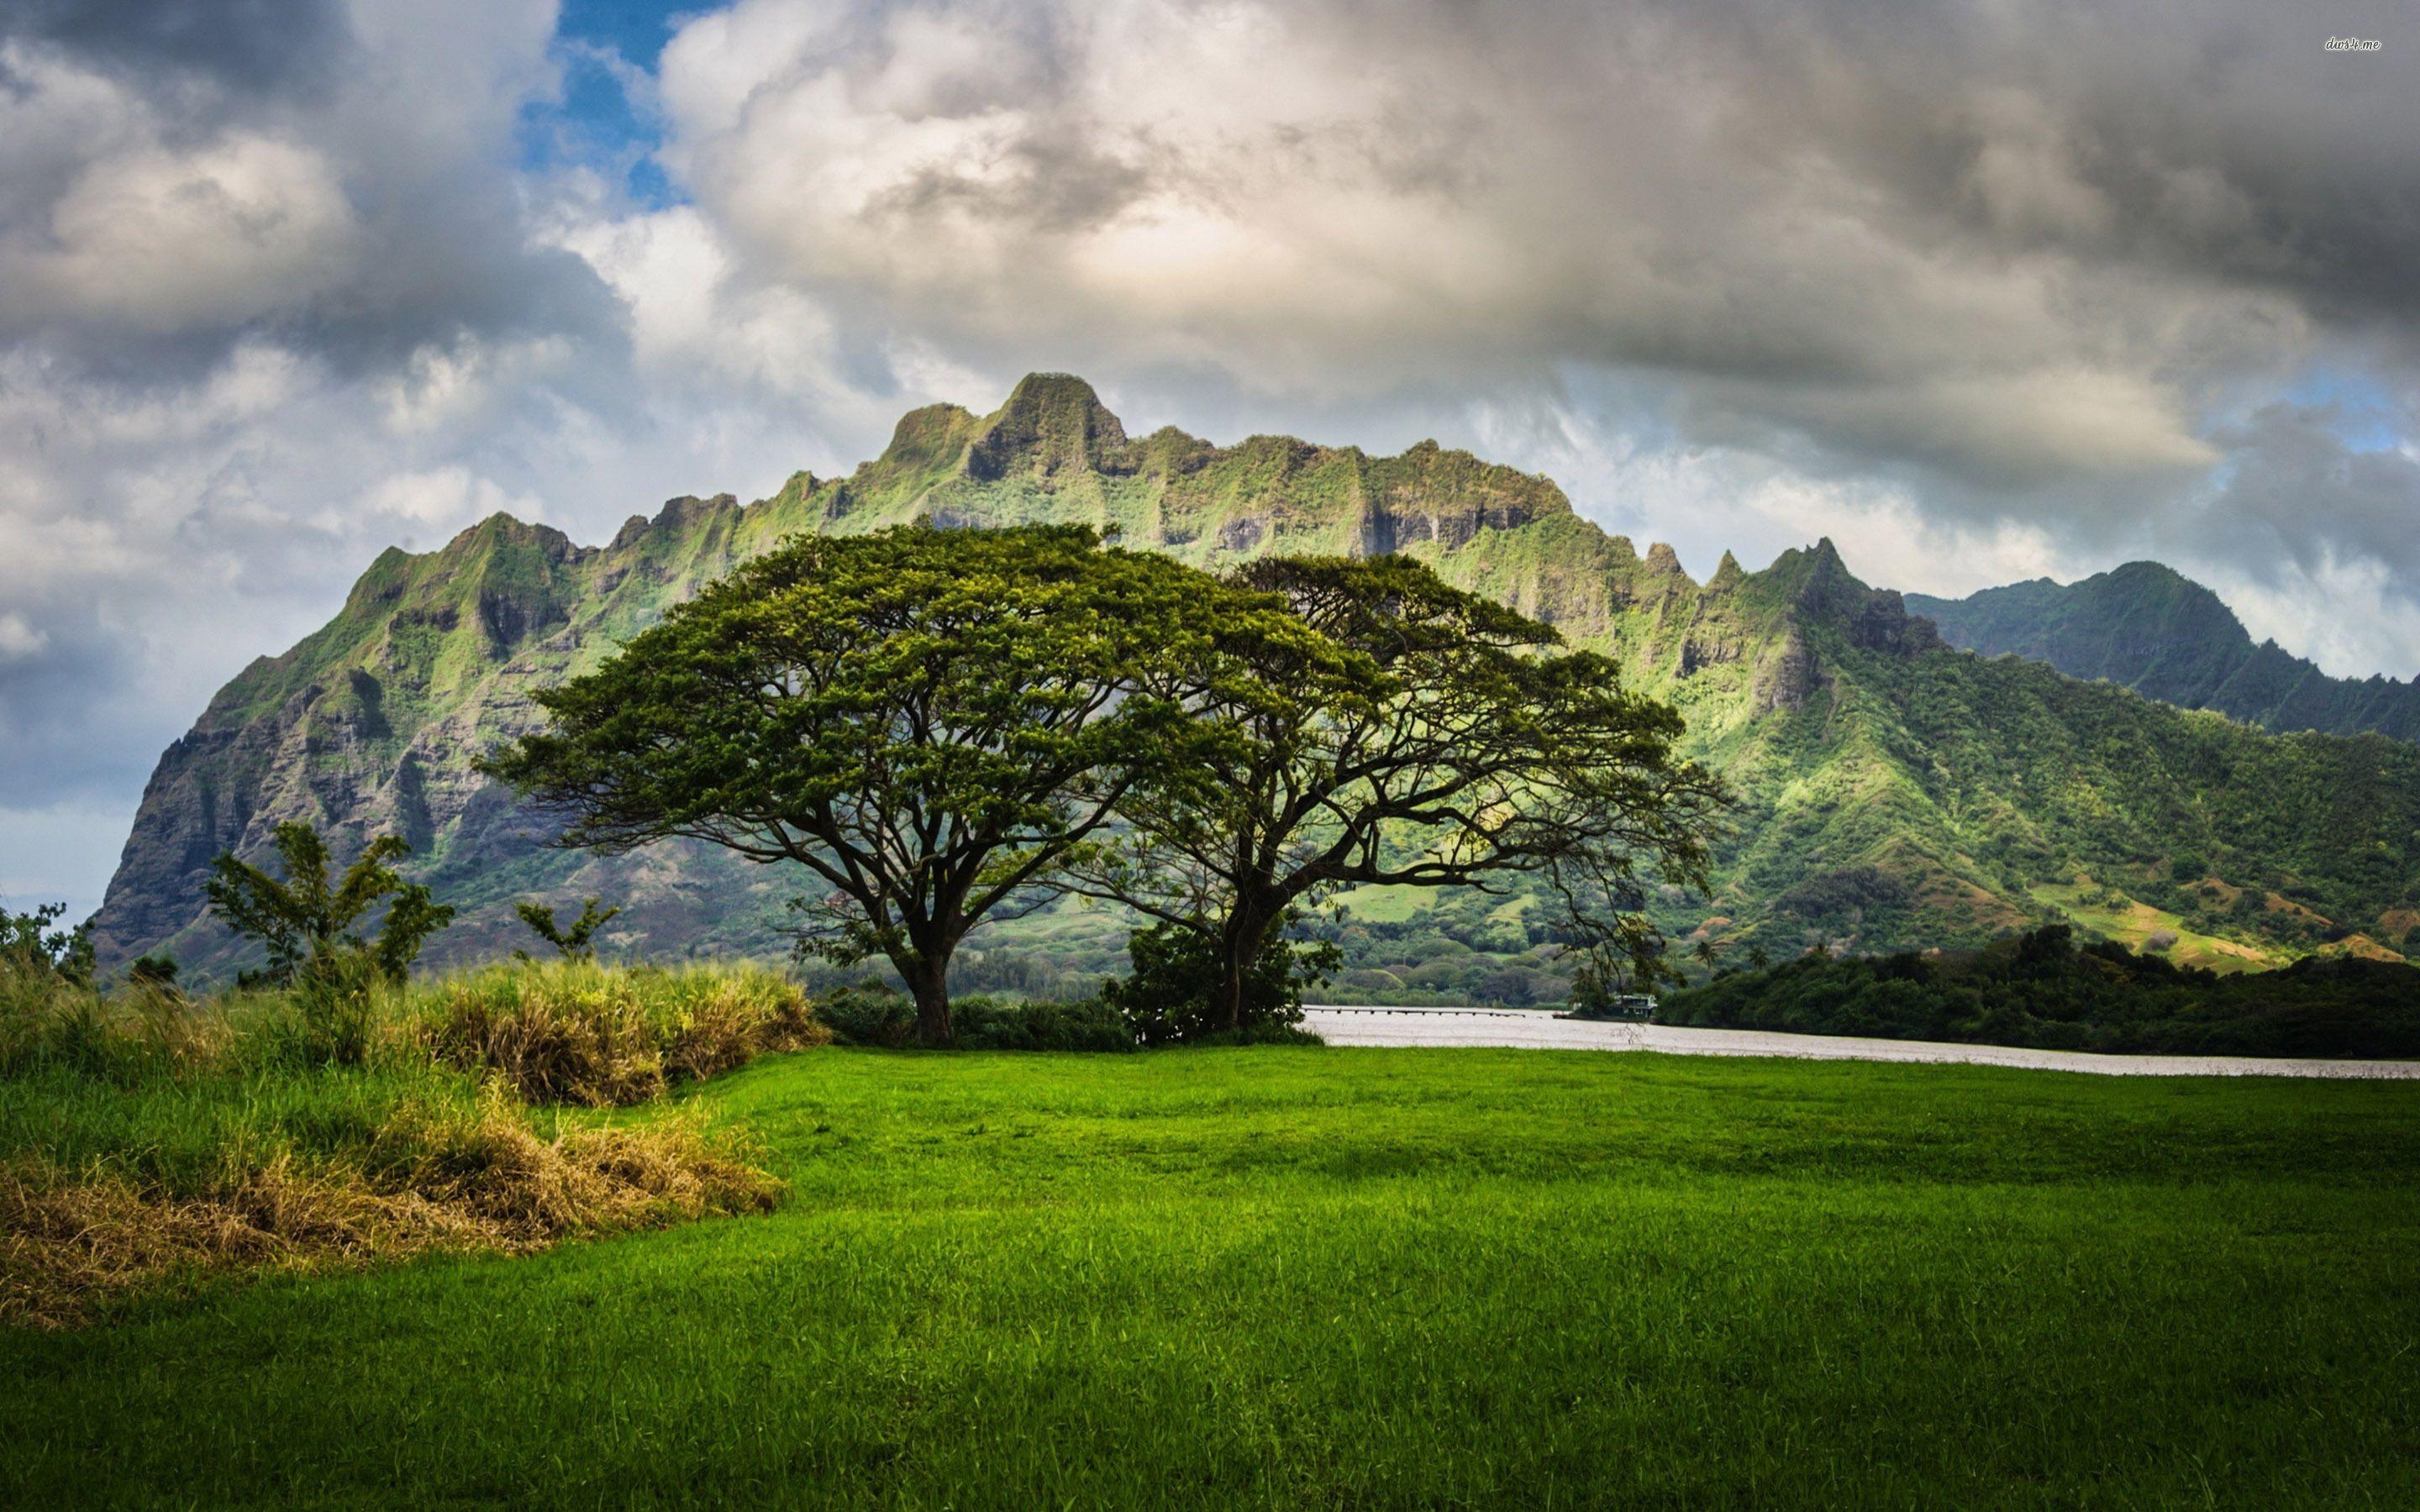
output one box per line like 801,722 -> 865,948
92,375 -> 2420,991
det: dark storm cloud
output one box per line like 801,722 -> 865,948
5,0 -> 351,93
2202,403 -> 2420,589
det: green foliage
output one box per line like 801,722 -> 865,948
484,522 -> 1302,1046
1,903 -> 93,986
1101,919 -> 1338,1046
276,949 -> 390,1068
127,954 -> 178,987
204,822 -> 455,987
511,897 -> 621,962
809,984 -> 918,1047
1665,926 -> 2420,1057
948,995 -> 1134,1053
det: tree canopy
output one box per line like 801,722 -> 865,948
1071,553 -> 1728,1029
481,522 -> 1314,1044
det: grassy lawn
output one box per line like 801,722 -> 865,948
6,1046 -> 2417,1507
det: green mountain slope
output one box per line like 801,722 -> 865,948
1907,563 -> 2420,742
92,375 -> 2420,990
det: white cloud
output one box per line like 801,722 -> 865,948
2209,556 -> 2420,684
341,467 -> 544,533
0,612 -> 47,660
22,134 -> 362,333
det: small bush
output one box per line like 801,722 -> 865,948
812,984 -> 917,1047
950,996 -> 1134,1053
413,961 -> 827,1106
273,950 -> 392,1068
1101,921 -> 1335,1046
1170,1021 -> 1325,1048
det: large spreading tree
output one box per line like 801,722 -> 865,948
1071,554 -> 1728,1031
481,522 -> 1308,1045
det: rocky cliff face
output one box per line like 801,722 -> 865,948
1908,562 -> 2420,741
94,374 -> 2420,980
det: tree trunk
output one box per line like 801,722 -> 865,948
905,957 -> 954,1047
1219,903 -> 1276,1032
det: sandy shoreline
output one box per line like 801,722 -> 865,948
1299,1005 -> 2420,1079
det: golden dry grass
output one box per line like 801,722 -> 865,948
413,961 -> 830,1105
1,1089 -> 776,1330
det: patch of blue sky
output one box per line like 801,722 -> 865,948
518,1 -> 696,207
2284,369 -> 2407,452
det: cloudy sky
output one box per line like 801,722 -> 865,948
2,0 -> 2415,918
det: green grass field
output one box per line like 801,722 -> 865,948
7,1046 -> 2417,1507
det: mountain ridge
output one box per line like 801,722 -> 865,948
92,375 -> 2420,990
1908,562 -> 2420,742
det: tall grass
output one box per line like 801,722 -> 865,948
0,958 -> 810,1328
408,959 -> 828,1105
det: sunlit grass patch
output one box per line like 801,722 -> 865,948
408,958 -> 828,1105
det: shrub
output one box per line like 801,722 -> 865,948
413,961 -> 826,1106
1169,1021 -> 1325,1047
950,996 -> 1134,1052
1,904 -> 93,985
206,822 -> 453,987
812,984 -> 918,1047
273,950 -> 392,1068
512,898 -> 621,962
1101,920 -> 1335,1046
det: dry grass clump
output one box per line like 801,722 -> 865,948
1,1088 -> 776,1330
1,958 -> 814,1328
413,961 -> 829,1105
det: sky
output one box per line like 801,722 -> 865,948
2,0 -> 2416,920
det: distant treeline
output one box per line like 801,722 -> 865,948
1660,927 -> 2420,1059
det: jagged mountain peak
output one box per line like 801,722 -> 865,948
966,371 -> 1130,480
875,403 -> 982,474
